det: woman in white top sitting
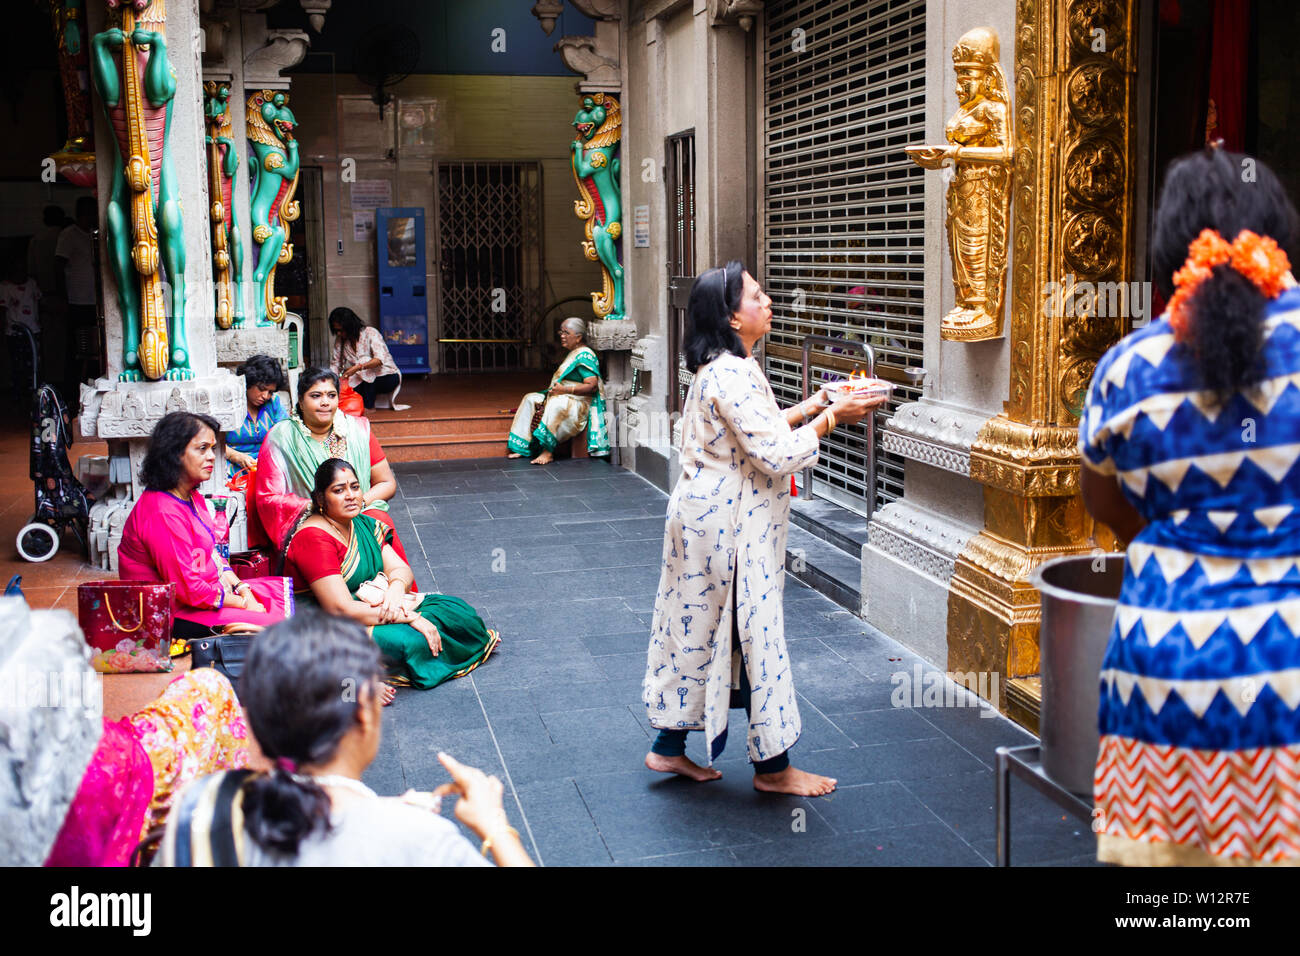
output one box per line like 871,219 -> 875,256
157,609 -> 533,867
329,306 -> 400,409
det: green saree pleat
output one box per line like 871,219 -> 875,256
301,514 -> 499,689
372,593 -> 497,689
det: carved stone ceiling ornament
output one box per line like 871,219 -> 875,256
708,0 -> 765,31
535,1 -> 623,94
531,0 -> 566,36
554,34 -> 620,91
242,15 -> 309,90
567,0 -> 619,19
230,0 -> 329,32
528,0 -> 622,92
299,0 -> 331,33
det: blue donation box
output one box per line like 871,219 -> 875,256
376,207 -> 429,374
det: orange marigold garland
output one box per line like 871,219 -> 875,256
1167,229 -> 1292,341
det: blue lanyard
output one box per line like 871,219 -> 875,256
168,491 -> 217,550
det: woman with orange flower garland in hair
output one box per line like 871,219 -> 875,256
1081,147 -> 1300,865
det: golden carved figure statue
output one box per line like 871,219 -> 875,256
906,26 -> 1014,341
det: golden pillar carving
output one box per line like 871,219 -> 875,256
946,0 -> 1138,726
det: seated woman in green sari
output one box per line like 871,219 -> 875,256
284,458 -> 500,694
506,317 -> 610,465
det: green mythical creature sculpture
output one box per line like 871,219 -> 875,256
90,0 -> 191,381
246,90 -> 300,326
204,81 -> 245,329
571,93 -> 624,321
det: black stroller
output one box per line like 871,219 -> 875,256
15,324 -> 90,561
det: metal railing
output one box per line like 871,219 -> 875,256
796,335 -> 927,515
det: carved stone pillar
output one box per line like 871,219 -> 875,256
946,0 -> 1138,728
204,5 -> 306,375
586,319 -> 637,466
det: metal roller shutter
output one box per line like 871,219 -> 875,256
763,0 -> 926,515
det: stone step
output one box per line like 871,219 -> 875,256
368,413 -> 514,439
380,433 -> 511,462
784,524 -> 861,614
789,495 -> 870,555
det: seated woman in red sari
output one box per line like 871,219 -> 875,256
285,458 -> 499,694
250,367 -> 410,564
117,411 -> 293,636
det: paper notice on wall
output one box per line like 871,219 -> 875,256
633,205 -> 650,248
353,209 -> 375,241
350,180 -> 393,209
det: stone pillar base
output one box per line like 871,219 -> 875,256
214,325 -> 290,365
863,399 -> 987,670
79,372 -> 246,439
78,372 -> 245,502
586,319 -> 639,352
863,500 -> 979,668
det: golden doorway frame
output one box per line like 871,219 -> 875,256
946,0 -> 1141,729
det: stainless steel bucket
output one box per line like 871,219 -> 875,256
1030,553 -> 1125,796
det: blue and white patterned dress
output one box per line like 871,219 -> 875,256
226,395 -> 287,478
1081,287 -> 1300,865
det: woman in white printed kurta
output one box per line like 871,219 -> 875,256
643,263 -> 881,795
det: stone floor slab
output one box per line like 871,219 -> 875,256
373,457 -> 1076,867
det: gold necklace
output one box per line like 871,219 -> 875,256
323,513 -> 353,543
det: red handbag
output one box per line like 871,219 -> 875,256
229,550 -> 270,580
77,580 -> 175,674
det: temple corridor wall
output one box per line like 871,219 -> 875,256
287,73 -> 600,372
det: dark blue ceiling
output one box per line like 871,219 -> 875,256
268,0 -> 596,77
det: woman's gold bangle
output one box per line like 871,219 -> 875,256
823,410 -> 837,433
481,825 -> 520,857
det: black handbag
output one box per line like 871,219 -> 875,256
189,625 -> 259,690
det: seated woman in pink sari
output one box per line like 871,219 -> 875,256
250,367 -> 410,564
44,668 -> 249,867
117,411 -> 293,636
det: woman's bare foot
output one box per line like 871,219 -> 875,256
531,451 -> 554,466
753,766 -> 836,796
507,452 -> 524,459
645,752 -> 722,782
380,683 -> 397,706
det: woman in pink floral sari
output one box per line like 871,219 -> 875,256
118,411 -> 293,635
44,668 -> 249,867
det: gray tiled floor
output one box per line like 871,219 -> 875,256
368,457 -> 1096,867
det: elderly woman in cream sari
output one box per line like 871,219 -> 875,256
506,317 -> 610,465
